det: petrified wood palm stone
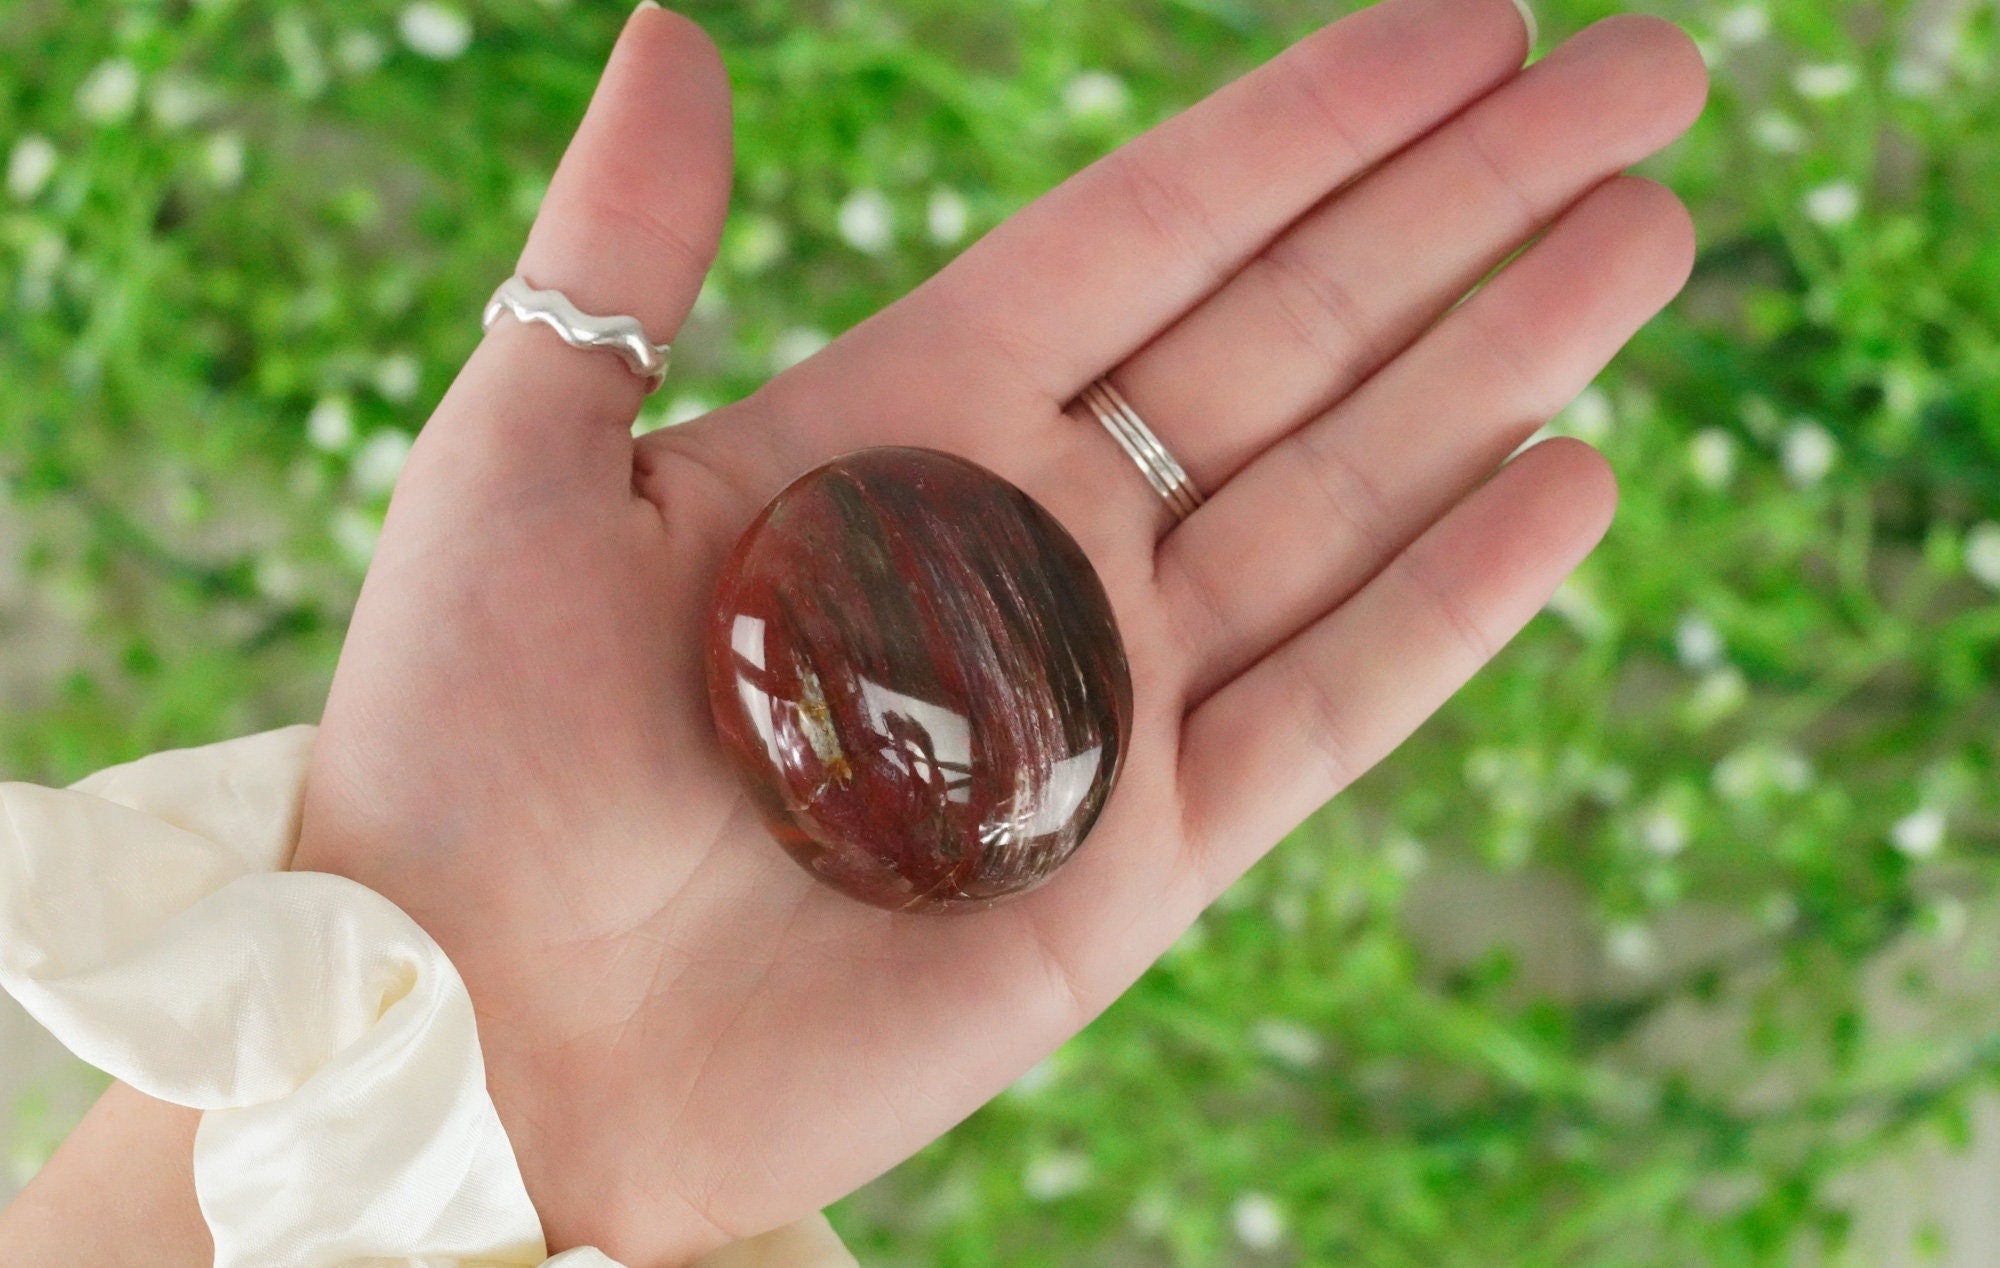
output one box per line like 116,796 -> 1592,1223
706,447 -> 1132,912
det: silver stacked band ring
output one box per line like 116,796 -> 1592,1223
481,275 -> 672,393
1076,377 -> 1204,521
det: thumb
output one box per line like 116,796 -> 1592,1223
422,3 -> 732,489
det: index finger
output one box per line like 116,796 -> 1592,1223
913,0 -> 1534,402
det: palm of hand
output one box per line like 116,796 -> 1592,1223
293,2 -> 1706,1261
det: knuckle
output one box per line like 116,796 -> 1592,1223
1291,428 -> 1396,561
1105,145 -> 1233,279
576,189 -> 711,280
1397,549 -> 1499,665
1454,118 -> 1545,228
1275,38 -> 1370,169
1252,243 -> 1382,373
1158,541 -> 1240,677
1289,652 -> 1365,798
1463,304 -> 1566,421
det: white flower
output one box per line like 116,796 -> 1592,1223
148,74 -> 216,129
1927,895 -> 1968,944
1384,834 -> 1428,878
1022,1151 -> 1091,1201
1892,808 -> 1946,859
1771,748 -> 1812,793
1794,62 -> 1859,100
7,135 -> 57,201
1590,765 -> 1634,806
307,395 -> 355,451
1675,613 -> 1724,670
1465,748 -> 1509,790
337,30 -> 388,75
351,429 -> 413,495
203,131 -> 245,188
400,3 -> 473,60
1231,1193 -> 1288,1251
1556,385 -> 1613,443
1882,364 -> 1926,420
1752,111 -> 1806,154
511,178 -> 546,222
1640,807 -> 1688,857
1714,744 -> 1812,802
1251,1019 -> 1324,1069
1686,665 -> 1747,726
1895,21 -> 1961,94
253,554 -> 303,602
836,189 -> 893,254
1781,421 -> 1837,486
1741,395 -> 1782,440
274,13 -> 329,98
1546,577 -> 1612,641
331,506 -> 381,568
1689,428 -> 1736,490
76,59 -> 141,123
729,213 -> 788,274
771,327 -> 830,373
1717,5 -> 1770,44
1712,752 -> 1760,800
1063,70 -> 1130,119
374,352 -> 421,402
1891,59 -> 1947,98
927,186 -> 969,245
1804,181 -> 1860,227
1963,522 -> 2000,590
1760,891 -> 1799,931
1605,922 -> 1657,972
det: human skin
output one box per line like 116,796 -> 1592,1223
0,0 -> 1706,1263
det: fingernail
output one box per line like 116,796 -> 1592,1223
635,0 -> 661,11
1509,0 -> 1538,57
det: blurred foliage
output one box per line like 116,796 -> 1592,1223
4,0 -> 2000,1262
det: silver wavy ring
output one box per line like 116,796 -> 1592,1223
1075,377 -> 1204,522
480,275 -> 671,393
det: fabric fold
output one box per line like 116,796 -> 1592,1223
0,727 -> 855,1268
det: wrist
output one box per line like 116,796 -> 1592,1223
476,1012 -> 741,1268
0,1083 -> 210,1268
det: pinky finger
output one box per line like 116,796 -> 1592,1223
1175,437 -> 1616,895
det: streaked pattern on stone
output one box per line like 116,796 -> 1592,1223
706,447 -> 1131,912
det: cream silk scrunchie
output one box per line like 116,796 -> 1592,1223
0,727 -> 856,1268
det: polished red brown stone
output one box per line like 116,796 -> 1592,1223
705,447 -> 1132,912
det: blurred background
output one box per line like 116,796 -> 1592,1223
3,0 -> 1998,1262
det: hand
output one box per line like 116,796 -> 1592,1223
292,1 -> 1706,1261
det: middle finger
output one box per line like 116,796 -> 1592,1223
1105,15 -> 1708,490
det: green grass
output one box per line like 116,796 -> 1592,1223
4,0 -> 1999,1262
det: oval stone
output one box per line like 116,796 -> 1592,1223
705,447 -> 1133,912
